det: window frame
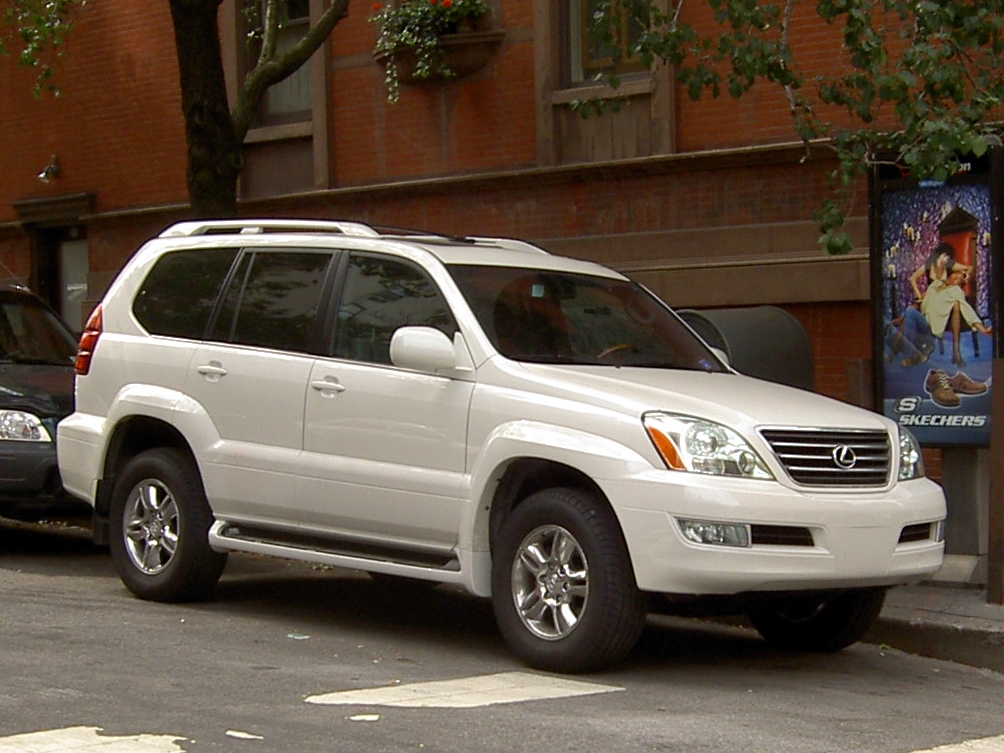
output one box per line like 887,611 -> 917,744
570,0 -> 647,84
248,0 -> 314,129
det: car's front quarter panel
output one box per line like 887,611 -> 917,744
463,358 -> 946,598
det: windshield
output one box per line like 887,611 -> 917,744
0,296 -> 78,366
448,265 -> 725,370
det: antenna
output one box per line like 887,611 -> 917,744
0,258 -> 28,290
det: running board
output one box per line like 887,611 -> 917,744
208,521 -> 465,585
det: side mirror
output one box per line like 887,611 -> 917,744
390,326 -> 459,374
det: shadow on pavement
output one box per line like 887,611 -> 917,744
0,516 -> 110,576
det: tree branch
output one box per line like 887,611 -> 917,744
233,0 -> 350,141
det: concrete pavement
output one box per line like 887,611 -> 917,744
6,516 -> 1004,674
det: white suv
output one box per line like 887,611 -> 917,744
57,220 -> 946,672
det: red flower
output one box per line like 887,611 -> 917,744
442,0 -> 452,7
371,1 -> 381,8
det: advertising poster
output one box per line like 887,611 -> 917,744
873,154 -> 1000,447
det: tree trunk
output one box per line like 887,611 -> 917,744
169,0 -> 242,218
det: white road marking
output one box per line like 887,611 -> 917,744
0,726 -> 185,752
305,671 -> 624,708
225,729 -> 264,740
913,736 -> 1004,753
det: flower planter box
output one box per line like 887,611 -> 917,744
374,27 -> 505,85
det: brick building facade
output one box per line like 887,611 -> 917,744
0,0 -> 877,410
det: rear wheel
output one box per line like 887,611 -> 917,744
109,448 -> 227,602
491,487 -> 646,673
747,588 -> 887,652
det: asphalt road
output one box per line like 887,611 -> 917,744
3,519 -> 1004,753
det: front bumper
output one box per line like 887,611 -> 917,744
603,470 -> 946,595
0,439 -> 89,521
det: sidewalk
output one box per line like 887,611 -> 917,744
867,583 -> 1004,673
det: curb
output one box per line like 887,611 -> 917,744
865,615 -> 1004,673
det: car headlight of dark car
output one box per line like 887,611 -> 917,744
0,409 -> 53,442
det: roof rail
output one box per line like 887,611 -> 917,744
159,219 -> 381,238
468,237 -> 550,255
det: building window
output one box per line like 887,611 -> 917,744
568,0 -> 646,84
251,0 -> 312,126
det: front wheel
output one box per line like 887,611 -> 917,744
747,588 -> 887,652
109,448 -> 227,602
491,488 -> 646,673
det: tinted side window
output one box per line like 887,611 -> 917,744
0,295 -> 77,365
210,250 -> 333,353
334,254 -> 455,364
133,248 -> 238,339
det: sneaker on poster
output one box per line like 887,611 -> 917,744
947,371 -> 988,396
924,369 -> 961,408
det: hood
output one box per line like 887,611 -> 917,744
0,363 -> 75,418
495,360 -> 890,432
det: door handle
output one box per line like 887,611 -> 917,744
311,378 -> 347,395
197,362 -> 228,381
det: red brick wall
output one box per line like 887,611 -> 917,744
0,1 -> 188,223
0,0 -> 884,415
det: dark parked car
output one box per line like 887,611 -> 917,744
0,284 -> 89,521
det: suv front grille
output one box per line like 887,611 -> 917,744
759,429 -> 891,487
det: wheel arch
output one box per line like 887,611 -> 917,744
92,415 -> 197,544
486,458 -> 609,555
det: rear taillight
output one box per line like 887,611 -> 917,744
75,305 -> 103,376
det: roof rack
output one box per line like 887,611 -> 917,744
156,219 -> 550,256
159,219 -> 381,238
467,236 -> 550,255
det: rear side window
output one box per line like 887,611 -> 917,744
210,250 -> 333,353
133,248 -> 238,339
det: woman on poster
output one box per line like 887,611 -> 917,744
908,242 -> 992,366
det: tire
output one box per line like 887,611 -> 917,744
747,588 -> 887,652
108,448 -> 227,602
491,487 -> 647,673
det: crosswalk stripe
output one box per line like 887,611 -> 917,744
912,736 -> 1004,753
305,670 -> 624,708
0,726 -> 184,752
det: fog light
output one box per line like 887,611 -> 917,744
934,520 -> 945,543
677,519 -> 750,547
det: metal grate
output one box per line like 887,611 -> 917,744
899,523 -> 934,543
751,525 -> 815,547
759,428 -> 891,487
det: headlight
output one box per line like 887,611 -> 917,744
643,412 -> 772,479
0,410 -> 53,442
897,426 -> 925,480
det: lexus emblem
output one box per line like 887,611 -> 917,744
832,444 -> 857,470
